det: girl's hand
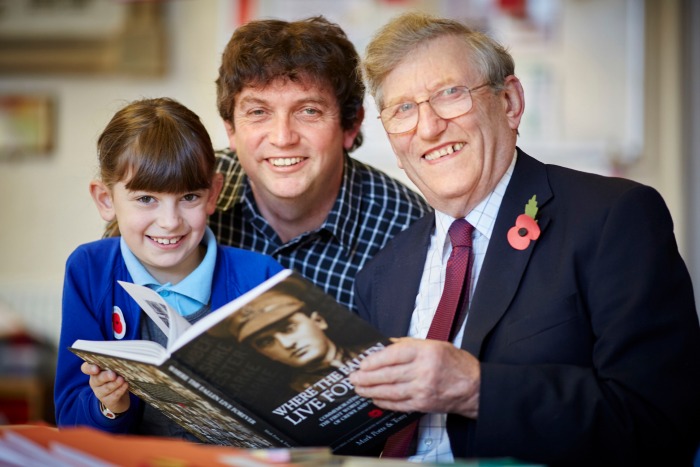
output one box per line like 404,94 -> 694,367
81,362 -> 131,414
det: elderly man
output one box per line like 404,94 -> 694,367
349,11 -> 700,466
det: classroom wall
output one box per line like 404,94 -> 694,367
0,1 -> 224,343
0,0 -> 692,345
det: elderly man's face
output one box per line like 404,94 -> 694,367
249,311 -> 333,368
380,35 -> 523,218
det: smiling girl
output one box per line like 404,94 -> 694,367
54,98 -> 282,438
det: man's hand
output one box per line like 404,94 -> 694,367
81,362 -> 131,414
349,337 -> 480,418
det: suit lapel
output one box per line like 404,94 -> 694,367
461,150 -> 552,357
375,213 -> 434,337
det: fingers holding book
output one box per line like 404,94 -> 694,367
81,361 -> 131,416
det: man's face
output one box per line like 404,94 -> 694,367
249,311 -> 333,368
380,35 -> 523,217
227,78 -> 359,207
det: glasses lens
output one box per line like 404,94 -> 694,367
431,87 -> 472,120
380,86 -> 477,134
381,104 -> 417,134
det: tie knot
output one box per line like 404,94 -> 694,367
448,218 -> 474,248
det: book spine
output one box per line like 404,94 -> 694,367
164,361 -> 298,448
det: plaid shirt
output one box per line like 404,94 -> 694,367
209,151 -> 431,312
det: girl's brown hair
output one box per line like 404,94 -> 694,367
97,97 -> 215,237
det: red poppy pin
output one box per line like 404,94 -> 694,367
112,306 -> 126,339
507,195 -> 541,250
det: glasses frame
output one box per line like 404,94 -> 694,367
378,82 -> 492,135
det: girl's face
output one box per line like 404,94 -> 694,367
90,173 -> 222,285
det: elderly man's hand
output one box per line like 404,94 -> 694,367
349,337 -> 480,418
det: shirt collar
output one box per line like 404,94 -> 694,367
434,150 -> 517,259
120,226 -> 217,306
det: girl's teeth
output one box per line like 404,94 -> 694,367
153,237 -> 181,245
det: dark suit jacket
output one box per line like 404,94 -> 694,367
355,149 -> 700,466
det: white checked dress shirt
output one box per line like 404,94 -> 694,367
407,153 -> 516,463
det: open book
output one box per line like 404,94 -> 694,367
69,269 -> 416,454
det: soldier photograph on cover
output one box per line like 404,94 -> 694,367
224,288 -> 365,392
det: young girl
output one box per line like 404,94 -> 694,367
54,97 -> 283,438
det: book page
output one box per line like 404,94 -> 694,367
71,339 -> 168,365
0,429 -> 65,466
117,281 -> 191,349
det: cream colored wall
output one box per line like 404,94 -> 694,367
0,1 -> 225,343
0,0 -> 690,344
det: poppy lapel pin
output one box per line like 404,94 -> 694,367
507,195 -> 541,250
112,306 -> 127,339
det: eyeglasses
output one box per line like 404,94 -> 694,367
378,83 -> 491,134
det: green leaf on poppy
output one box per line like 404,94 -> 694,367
524,195 -> 538,220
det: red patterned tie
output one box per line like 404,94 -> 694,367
382,219 -> 474,458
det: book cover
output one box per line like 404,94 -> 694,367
69,269 -> 416,454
